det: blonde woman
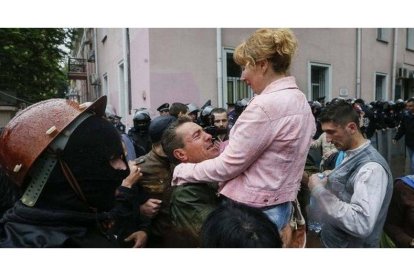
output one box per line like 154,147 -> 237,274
172,29 -> 315,245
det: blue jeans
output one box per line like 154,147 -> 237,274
262,201 -> 292,231
408,147 -> 414,174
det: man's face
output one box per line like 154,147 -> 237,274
406,101 -> 414,114
322,121 -> 354,151
174,122 -> 220,163
188,112 -> 198,122
213,112 -> 228,130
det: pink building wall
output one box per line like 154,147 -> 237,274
90,28 -> 414,129
148,28 -> 217,110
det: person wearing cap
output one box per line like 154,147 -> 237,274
186,103 -> 200,123
157,103 -> 170,116
0,96 -> 147,248
128,115 -> 177,247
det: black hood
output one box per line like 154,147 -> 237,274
36,116 -> 129,212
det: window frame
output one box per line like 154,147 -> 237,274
406,28 -> 414,51
374,72 -> 388,101
377,28 -> 391,43
308,62 -> 332,101
222,48 -> 253,106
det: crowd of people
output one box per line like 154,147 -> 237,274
0,28 -> 413,248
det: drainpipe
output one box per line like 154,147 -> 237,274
126,28 -> 132,115
391,28 -> 398,101
356,28 -> 361,99
122,28 -> 132,120
93,28 -> 99,97
216,28 -> 223,107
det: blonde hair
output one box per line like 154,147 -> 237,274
233,28 -> 298,73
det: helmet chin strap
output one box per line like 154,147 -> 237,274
21,113 -> 93,207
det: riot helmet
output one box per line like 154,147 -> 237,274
395,99 -> 405,111
200,105 -> 214,127
234,98 -> 249,115
187,103 -> 200,122
0,96 -> 127,211
133,108 -> 151,134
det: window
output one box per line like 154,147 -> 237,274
309,63 -> 331,101
407,28 -> 414,51
223,49 -> 253,105
375,73 -> 387,100
377,28 -> 391,43
102,73 -> 108,96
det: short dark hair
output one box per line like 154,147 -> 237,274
211,107 -> 227,116
407,97 -> 414,104
161,116 -> 192,164
319,99 -> 361,131
201,201 -> 282,248
169,102 -> 189,118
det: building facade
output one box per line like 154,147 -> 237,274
68,28 -> 414,129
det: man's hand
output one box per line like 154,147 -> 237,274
122,161 -> 143,188
308,172 -> 329,192
124,231 -> 148,248
140,198 -> 162,218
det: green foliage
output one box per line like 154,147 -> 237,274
0,28 -> 75,104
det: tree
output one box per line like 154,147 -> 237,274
0,28 -> 75,104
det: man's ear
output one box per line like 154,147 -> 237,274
346,122 -> 358,134
173,148 -> 188,163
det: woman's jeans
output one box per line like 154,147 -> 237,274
220,197 -> 292,231
262,201 -> 292,231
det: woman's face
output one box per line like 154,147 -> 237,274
240,62 -> 265,94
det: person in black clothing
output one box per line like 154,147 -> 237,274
128,108 -> 152,157
227,98 -> 248,130
0,127 -> 21,218
0,96 -> 146,248
0,168 -> 20,218
393,98 -> 414,174
310,100 -> 323,139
